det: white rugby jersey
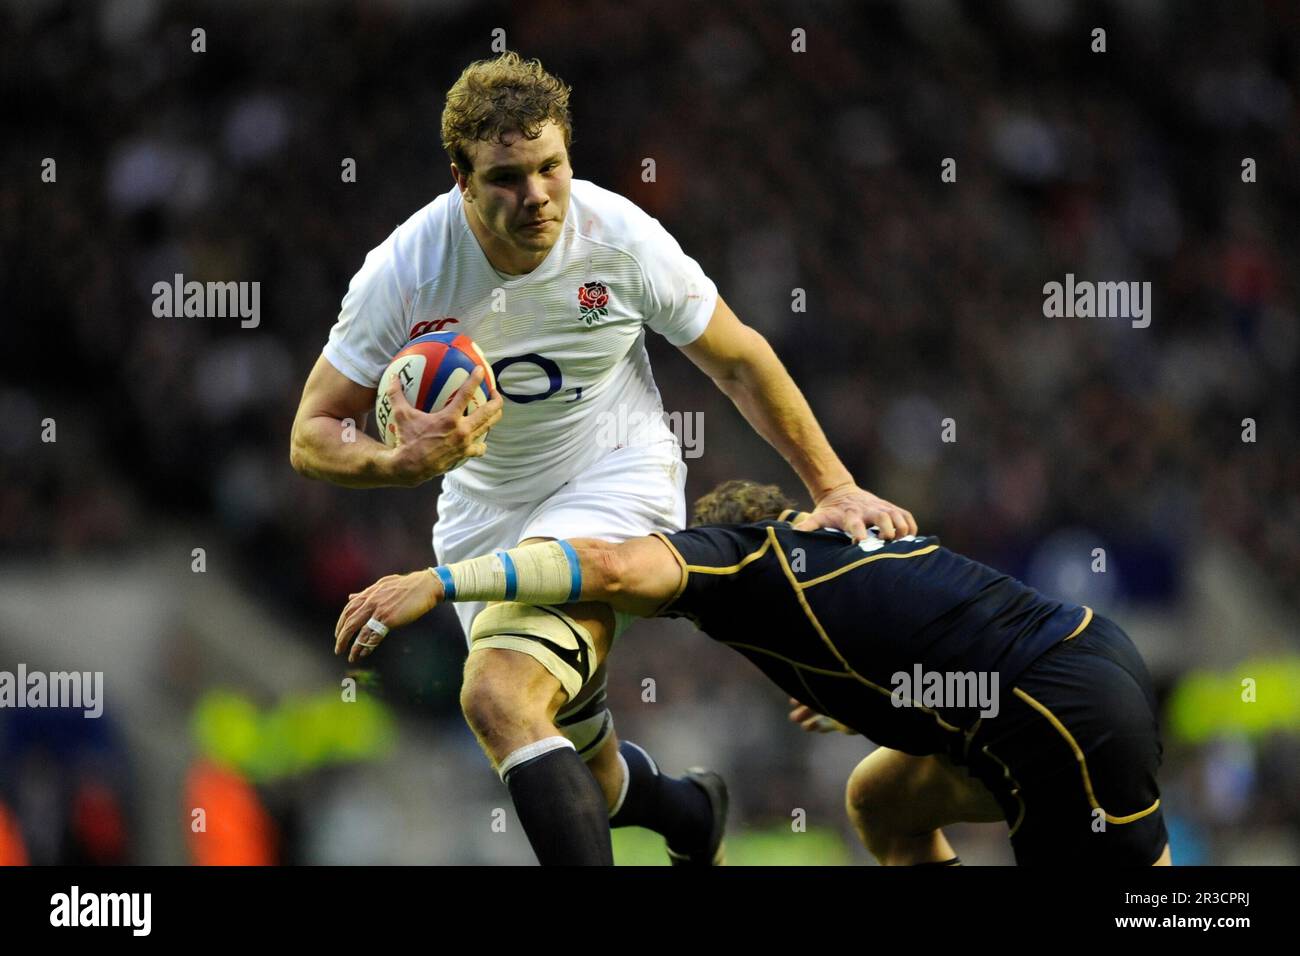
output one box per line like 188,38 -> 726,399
322,178 -> 717,505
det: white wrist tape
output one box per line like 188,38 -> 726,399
432,539 -> 582,605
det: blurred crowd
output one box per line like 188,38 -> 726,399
2,0 -> 1297,863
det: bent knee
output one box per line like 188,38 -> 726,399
845,751 -> 942,838
459,648 -> 560,735
845,759 -> 897,825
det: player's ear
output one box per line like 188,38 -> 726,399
450,163 -> 471,197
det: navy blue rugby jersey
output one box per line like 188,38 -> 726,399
650,520 -> 1091,756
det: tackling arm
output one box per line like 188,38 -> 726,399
334,535 -> 684,662
432,535 -> 683,617
573,535 -> 684,616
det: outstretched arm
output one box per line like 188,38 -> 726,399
334,535 -> 684,662
564,535 -> 684,617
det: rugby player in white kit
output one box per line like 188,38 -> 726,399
292,52 -> 916,865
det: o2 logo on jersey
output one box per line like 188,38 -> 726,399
491,354 -> 584,404
491,353 -> 563,404
577,281 -> 610,326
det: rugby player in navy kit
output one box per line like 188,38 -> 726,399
339,479 -> 1170,866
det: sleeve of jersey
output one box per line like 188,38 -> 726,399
637,220 -> 718,347
321,231 -> 410,388
654,523 -> 776,614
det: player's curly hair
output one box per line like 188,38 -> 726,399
441,51 -> 573,174
691,480 -> 800,527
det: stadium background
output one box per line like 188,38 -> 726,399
2,0 -> 1297,864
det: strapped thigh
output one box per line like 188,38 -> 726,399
469,601 -> 598,703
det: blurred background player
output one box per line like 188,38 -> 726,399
292,53 -> 915,864
340,478 -> 1170,866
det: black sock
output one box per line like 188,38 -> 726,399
503,742 -> 613,866
609,741 -> 712,853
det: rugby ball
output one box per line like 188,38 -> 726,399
375,332 -> 496,449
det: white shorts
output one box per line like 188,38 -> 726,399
432,438 -> 688,646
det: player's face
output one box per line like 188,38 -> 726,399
457,121 -> 572,268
